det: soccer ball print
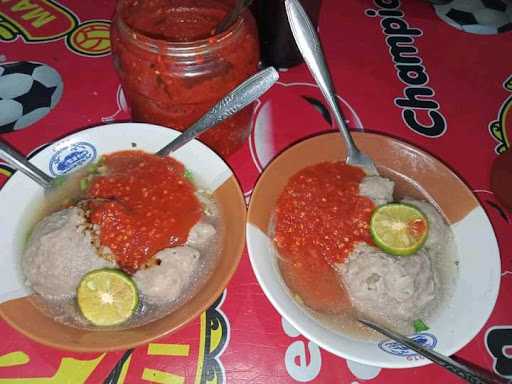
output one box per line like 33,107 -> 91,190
0,61 -> 63,133
66,20 -> 112,56
434,0 -> 512,34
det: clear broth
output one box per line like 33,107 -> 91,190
273,166 -> 459,341
24,163 -> 223,331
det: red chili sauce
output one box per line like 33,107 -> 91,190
110,0 -> 260,158
120,0 -> 226,41
87,151 -> 202,273
274,162 -> 375,314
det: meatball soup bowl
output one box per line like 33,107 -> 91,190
0,122 -> 246,352
246,132 -> 500,368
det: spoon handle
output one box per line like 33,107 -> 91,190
0,141 -> 52,189
213,0 -> 254,35
284,0 -> 358,157
157,66 -> 279,157
359,319 -> 509,384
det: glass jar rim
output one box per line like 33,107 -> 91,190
114,9 -> 245,57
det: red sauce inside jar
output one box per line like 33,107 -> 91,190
87,151 -> 202,273
111,0 -> 260,158
120,0 -> 226,41
274,162 -> 375,313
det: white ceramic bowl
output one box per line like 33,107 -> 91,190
246,132 -> 501,368
0,122 -> 246,352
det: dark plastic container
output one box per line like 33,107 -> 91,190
251,0 -> 322,69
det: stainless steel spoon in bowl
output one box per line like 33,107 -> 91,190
284,0 -> 378,175
359,319 -> 509,384
0,67 -> 279,189
0,140 -> 53,189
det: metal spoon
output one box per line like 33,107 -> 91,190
0,140 -> 52,189
157,66 -> 278,156
0,67 -> 279,189
213,0 -> 255,35
359,319 -> 509,384
284,0 -> 378,175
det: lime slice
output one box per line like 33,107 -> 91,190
77,269 -> 138,326
370,203 -> 429,256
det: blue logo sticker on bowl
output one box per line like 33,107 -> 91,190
379,333 -> 437,357
49,142 -> 96,176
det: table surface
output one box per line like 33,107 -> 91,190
1,0 -> 511,383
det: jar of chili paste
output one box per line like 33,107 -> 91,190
111,0 -> 260,157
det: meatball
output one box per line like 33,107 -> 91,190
186,222 -> 216,249
22,207 -> 112,299
359,176 -> 395,206
134,246 -> 200,304
338,243 -> 436,330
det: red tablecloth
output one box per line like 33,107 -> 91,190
1,0 -> 511,382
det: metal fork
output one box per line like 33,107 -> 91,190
285,0 -> 378,175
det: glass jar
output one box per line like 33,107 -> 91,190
110,0 -> 260,157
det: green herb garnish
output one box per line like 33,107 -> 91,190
80,178 -> 90,191
53,175 -> 67,187
86,163 -> 98,174
413,319 -> 429,333
86,156 -> 105,174
184,169 -> 193,181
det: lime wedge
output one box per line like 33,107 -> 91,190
370,203 -> 429,256
77,269 -> 138,326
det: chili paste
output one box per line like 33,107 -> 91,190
87,151 -> 202,273
274,162 -> 375,313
